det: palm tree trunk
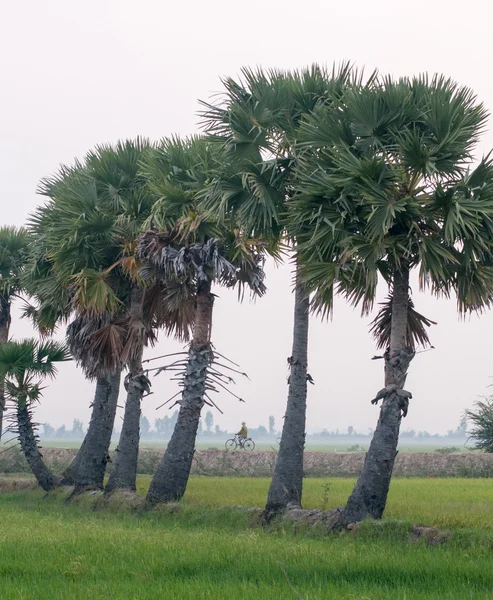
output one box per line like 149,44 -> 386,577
341,267 -> 414,524
106,289 -> 146,493
68,371 -> 121,492
146,282 -> 213,504
104,359 -> 143,493
17,402 -> 58,491
0,293 -> 11,441
265,264 -> 309,516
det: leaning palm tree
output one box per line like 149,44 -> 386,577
22,253 -> 124,489
0,339 -> 71,490
200,64 -> 357,515
292,74 -> 493,523
29,139 -> 193,493
138,136 -> 266,503
83,140 -> 193,494
0,227 -> 31,440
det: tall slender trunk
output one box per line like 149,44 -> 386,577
17,402 -> 58,491
146,282 -> 213,504
68,371 -> 121,492
265,264 -> 310,516
0,294 -> 11,441
106,289 -> 147,493
341,267 -> 414,524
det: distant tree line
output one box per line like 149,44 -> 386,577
317,418 -> 468,440
39,411 -> 279,440
39,412 -> 469,442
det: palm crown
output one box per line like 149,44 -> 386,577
137,136 -> 266,301
200,64 -> 357,243
0,226 -> 32,298
0,339 -> 71,406
291,74 -> 493,337
26,138 -> 193,377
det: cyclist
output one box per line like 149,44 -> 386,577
236,422 -> 248,444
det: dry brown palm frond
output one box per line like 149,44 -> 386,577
118,255 -> 142,283
138,229 -> 266,300
66,312 -> 127,378
369,295 -> 436,350
143,281 -> 194,343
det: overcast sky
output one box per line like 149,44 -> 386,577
2,0 -> 493,435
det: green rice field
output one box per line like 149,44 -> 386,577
0,476 -> 492,599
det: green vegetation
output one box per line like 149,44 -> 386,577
466,396 -> 493,452
0,478 -> 492,599
177,477 -> 493,530
34,439 -> 473,453
2,62 -> 493,599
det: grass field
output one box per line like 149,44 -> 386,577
0,477 -> 492,599
177,477 -> 493,530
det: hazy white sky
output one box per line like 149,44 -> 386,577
2,0 -> 493,434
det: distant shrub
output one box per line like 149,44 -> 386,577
465,397 -> 493,453
346,444 -> 365,452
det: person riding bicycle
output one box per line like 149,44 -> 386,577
236,422 -> 248,442
225,423 -> 254,450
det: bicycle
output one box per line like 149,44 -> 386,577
224,434 -> 255,451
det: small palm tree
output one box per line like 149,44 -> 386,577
22,258 -> 124,489
138,136 -> 266,503
0,339 -> 71,490
292,74 -> 493,523
0,226 -> 31,439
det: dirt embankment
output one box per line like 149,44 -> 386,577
1,447 -> 493,477
192,450 -> 493,477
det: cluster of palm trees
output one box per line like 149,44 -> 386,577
2,63 -> 493,525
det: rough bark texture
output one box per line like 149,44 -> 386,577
146,283 -> 213,504
0,294 -> 11,441
17,402 -> 58,491
104,363 -> 146,492
106,287 -> 147,493
61,436 -> 87,485
69,371 -> 121,492
265,268 -> 309,516
341,267 -> 414,524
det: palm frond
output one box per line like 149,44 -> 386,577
291,71 -> 493,321
369,296 -> 436,349
0,339 -> 71,397
66,313 -> 126,379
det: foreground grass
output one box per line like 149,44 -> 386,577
1,488 -> 493,600
164,477 -> 493,530
0,477 -> 493,599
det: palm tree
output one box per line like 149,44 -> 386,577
83,140 -> 193,494
29,139 -> 193,493
22,262 -> 124,489
138,136 -> 266,503
0,227 -> 31,440
291,74 -> 493,523
200,65 -> 356,515
0,339 -> 71,490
